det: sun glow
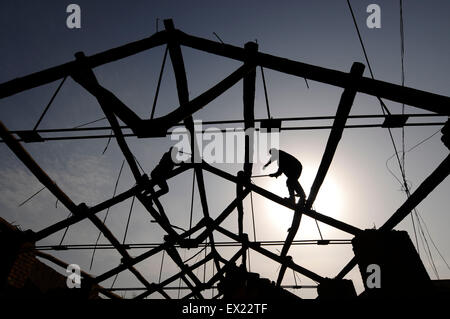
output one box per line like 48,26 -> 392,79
257,170 -> 344,237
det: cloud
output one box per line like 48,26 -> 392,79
0,153 -> 118,231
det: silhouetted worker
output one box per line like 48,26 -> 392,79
263,148 -> 306,203
150,147 -> 181,198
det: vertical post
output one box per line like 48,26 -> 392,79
236,41 -> 257,267
164,18 -> 222,280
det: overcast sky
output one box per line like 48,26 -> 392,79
1,0 -> 449,299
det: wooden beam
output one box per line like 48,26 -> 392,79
145,64 -> 253,136
202,162 -> 362,236
336,154 -> 450,280
135,252 -> 214,299
34,164 -> 192,242
166,246 -> 205,299
177,30 -> 450,115
35,251 -> 121,299
164,19 -> 222,274
0,121 -> 164,298
380,154 -> 450,231
92,218 -> 207,285
34,186 -> 138,242
195,187 -> 251,244
0,31 -> 167,99
182,247 -> 246,300
276,206 -> 303,286
215,225 -> 324,283
2,27 -> 450,116
306,62 -> 365,209
243,41 -> 257,175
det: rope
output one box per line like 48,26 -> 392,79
203,239 -> 207,283
260,66 -> 272,118
212,32 -> 224,44
58,213 -> 72,245
250,191 -> 257,242
211,260 -> 215,297
314,219 -> 323,241
150,46 -> 168,119
73,117 -> 106,129
133,155 -> 146,174
33,76 -> 67,130
102,130 -> 113,155
18,186 -> 46,207
188,170 -> 196,238
182,247 -> 206,264
89,160 -> 125,270
123,195 -> 135,244
158,250 -> 166,283
292,269 -> 298,286
110,194 -> 135,290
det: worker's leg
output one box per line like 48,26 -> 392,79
294,181 -> 306,200
286,178 -> 296,202
154,180 -> 169,197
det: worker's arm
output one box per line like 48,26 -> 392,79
262,157 -> 272,169
269,167 -> 282,178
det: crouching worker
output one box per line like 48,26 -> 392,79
150,147 -> 182,198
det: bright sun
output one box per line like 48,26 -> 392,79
258,170 -> 343,237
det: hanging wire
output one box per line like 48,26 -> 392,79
18,186 -> 46,207
33,76 -> 67,131
400,0 -> 406,171
345,0 -> 391,115
150,46 -> 169,119
345,1 -> 442,273
89,160 -> 125,270
416,212 -> 450,272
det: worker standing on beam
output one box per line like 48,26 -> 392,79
263,148 -> 306,204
